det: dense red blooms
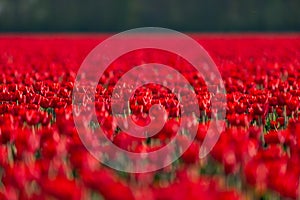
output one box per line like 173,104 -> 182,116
0,34 -> 299,199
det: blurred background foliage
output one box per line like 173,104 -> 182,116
0,0 -> 299,32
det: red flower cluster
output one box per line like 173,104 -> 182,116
0,34 -> 299,199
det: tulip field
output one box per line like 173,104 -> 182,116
0,34 -> 300,199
